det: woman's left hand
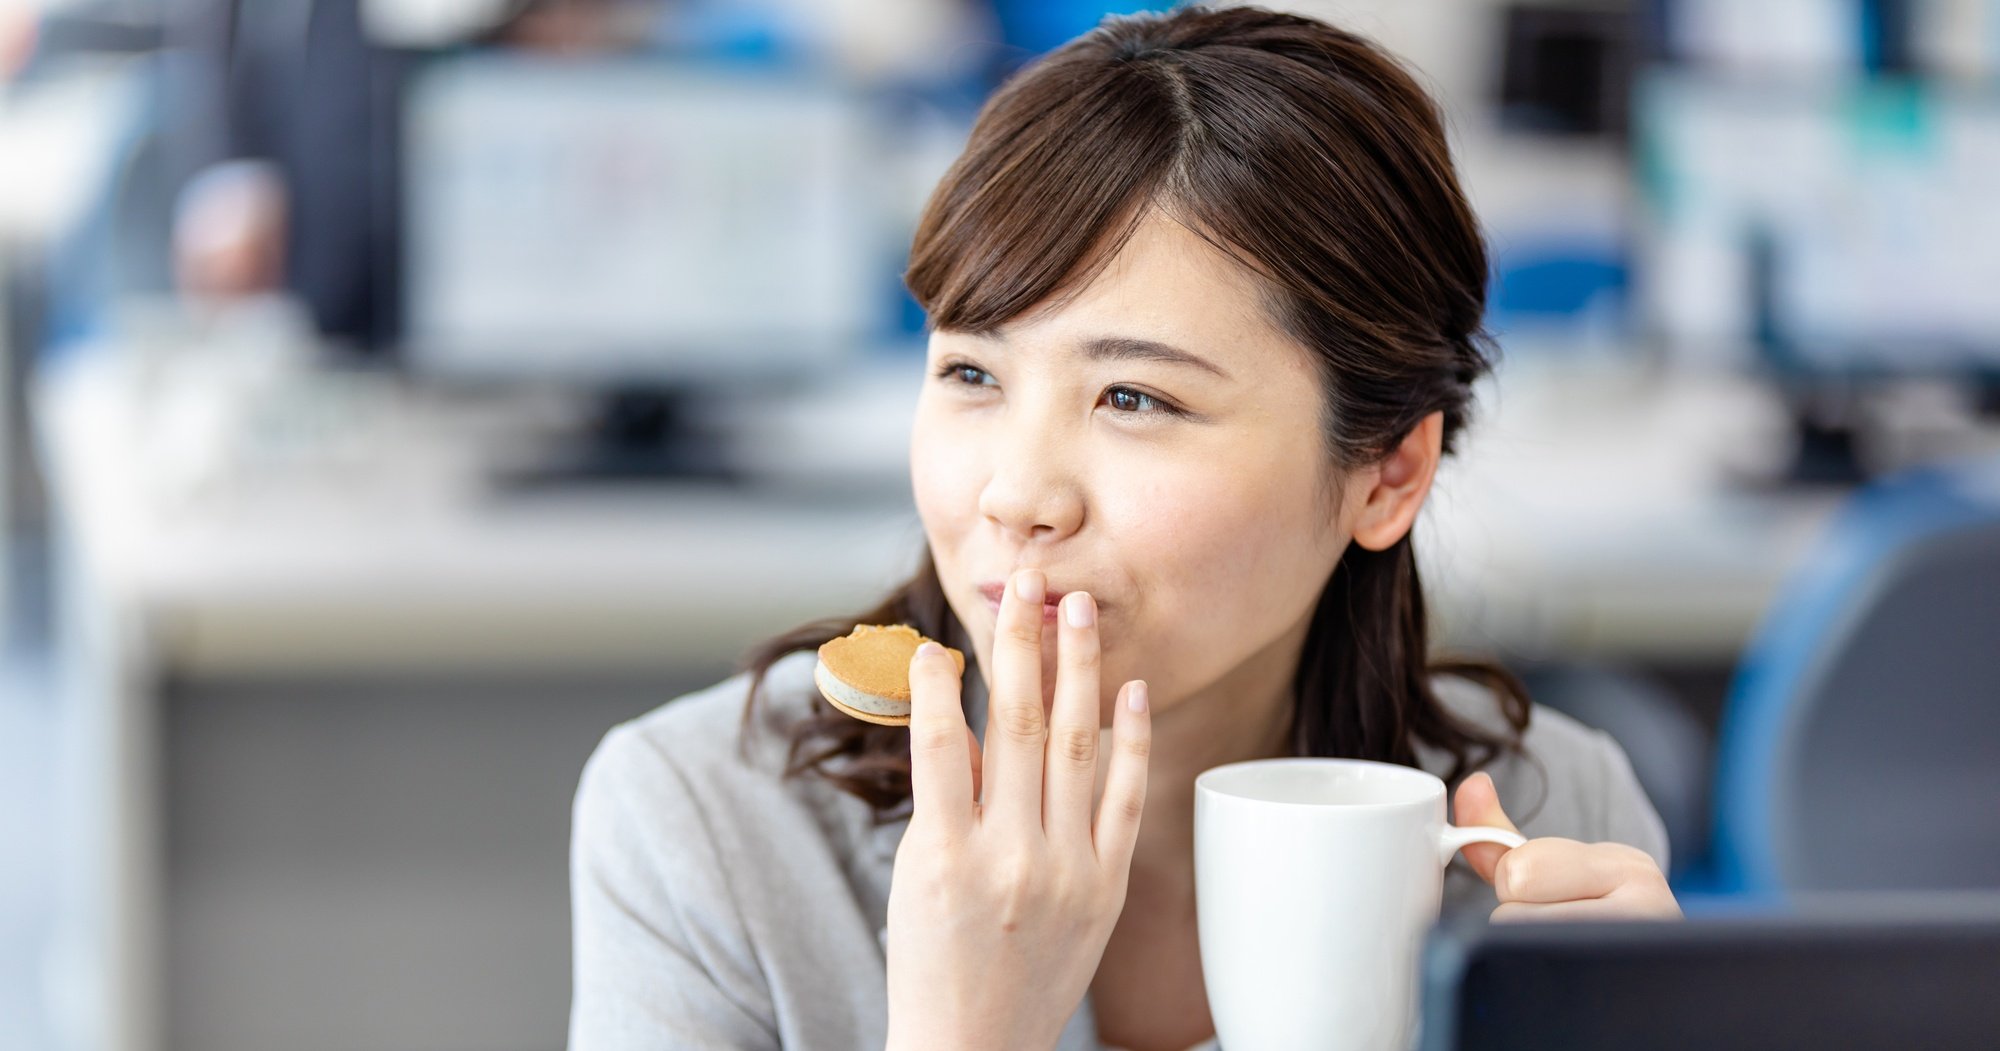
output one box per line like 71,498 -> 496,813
1452,771 -> 1682,921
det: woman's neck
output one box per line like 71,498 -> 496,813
1111,612 -> 1310,886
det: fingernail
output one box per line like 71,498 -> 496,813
1063,591 -> 1094,628
915,641 -> 942,660
1014,569 -> 1045,604
1127,680 -> 1148,713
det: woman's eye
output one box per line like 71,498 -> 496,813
935,362 -> 996,387
1103,385 -> 1174,415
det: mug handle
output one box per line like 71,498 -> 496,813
1436,824 -> 1526,868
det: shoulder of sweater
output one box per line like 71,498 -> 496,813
1420,671 -> 1616,776
585,650 -> 826,811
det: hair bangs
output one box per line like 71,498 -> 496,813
904,54 -> 1185,333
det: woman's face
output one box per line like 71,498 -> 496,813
910,210 -> 1356,723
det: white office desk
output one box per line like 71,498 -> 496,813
1420,358 -> 1855,663
34,345 -> 929,1051
37,340 -> 1899,1051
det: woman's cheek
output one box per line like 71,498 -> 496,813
909,410 -> 976,531
912,457 -> 978,544
1128,467 -> 1302,635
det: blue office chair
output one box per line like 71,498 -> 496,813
1705,456 -> 2000,896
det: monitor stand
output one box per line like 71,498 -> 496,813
1780,409 -> 1868,488
493,386 -> 742,491
1978,377 -> 2000,420
1741,229 -> 1868,488
1744,382 -> 1871,490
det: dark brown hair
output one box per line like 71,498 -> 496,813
740,3 -> 1530,822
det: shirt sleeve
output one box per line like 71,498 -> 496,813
568,725 -> 781,1050
1587,728 -> 1672,875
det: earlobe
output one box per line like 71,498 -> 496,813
1349,412 -> 1444,552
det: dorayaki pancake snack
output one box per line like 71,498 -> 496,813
813,625 -> 965,726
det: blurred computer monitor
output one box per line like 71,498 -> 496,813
1636,70 -> 2000,483
401,53 -> 883,385
1421,901 -> 2000,1051
1637,71 -> 2000,377
398,53 -> 888,482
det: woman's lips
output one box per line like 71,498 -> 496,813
976,582 -> 1071,625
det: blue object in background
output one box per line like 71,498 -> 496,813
35,57 -> 168,360
988,0 -> 1173,69
1484,236 -> 1629,339
1491,247 -> 1627,318
644,0 -> 813,66
1690,456 -> 2000,903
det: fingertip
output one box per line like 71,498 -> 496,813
1061,590 -> 1097,629
1455,770 -> 1493,812
1013,567 -> 1046,604
910,641 -> 948,679
907,643 -> 963,721
1126,679 -> 1149,715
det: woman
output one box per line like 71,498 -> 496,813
569,6 -> 1679,1050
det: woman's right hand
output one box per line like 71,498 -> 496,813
884,568 -> 1153,1051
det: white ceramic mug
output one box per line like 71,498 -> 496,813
1194,758 -> 1525,1051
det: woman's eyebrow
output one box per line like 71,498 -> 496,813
1074,336 -> 1232,379
966,330 -> 1233,380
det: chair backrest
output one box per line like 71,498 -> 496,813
1711,457 -> 2000,894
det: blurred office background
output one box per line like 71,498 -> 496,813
2,1 -> 1998,1049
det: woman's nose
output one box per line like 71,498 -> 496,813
976,420 -> 1085,543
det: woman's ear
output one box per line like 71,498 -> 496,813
1347,411 -> 1444,552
